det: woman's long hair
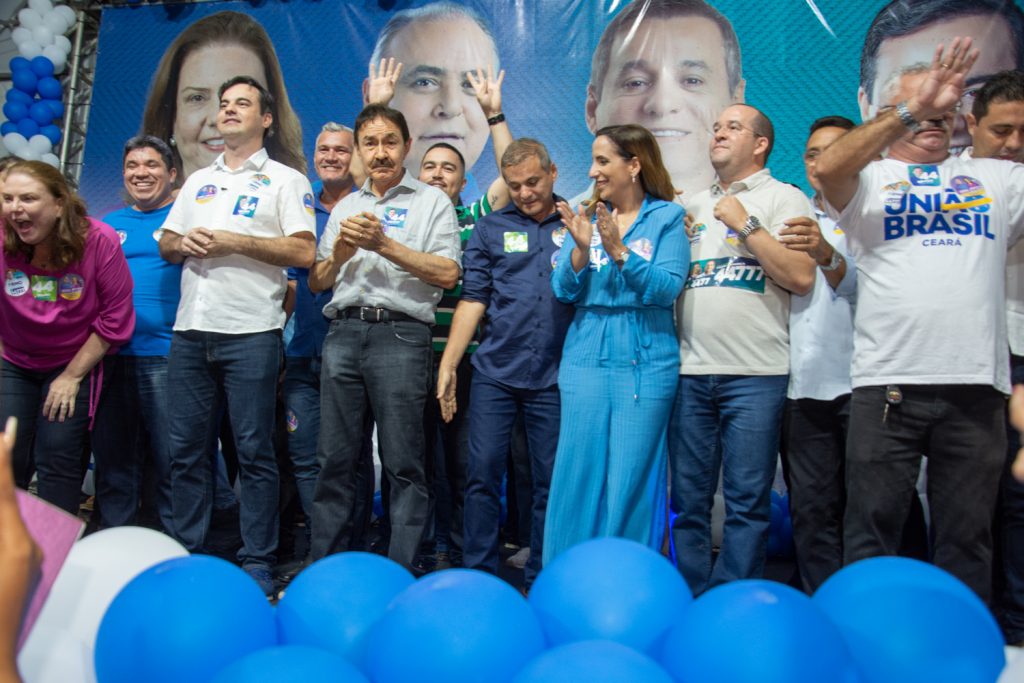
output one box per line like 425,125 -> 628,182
2,160 -> 90,269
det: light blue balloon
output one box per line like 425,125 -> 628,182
277,552 -> 414,669
513,640 -> 674,683
660,580 -> 861,683
94,555 -> 277,683
29,56 -> 54,79
210,646 -> 369,683
529,537 -> 691,654
366,569 -> 545,683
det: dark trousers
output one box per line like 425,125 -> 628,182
780,395 -> 850,593
463,371 -> 559,586
844,384 -> 1005,602
998,355 -> 1024,641
310,318 -> 432,569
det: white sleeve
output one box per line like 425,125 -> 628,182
277,173 -> 316,237
316,204 -> 343,262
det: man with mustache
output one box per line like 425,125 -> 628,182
308,104 -> 460,569
816,41 -> 1024,602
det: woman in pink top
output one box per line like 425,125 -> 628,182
0,160 -> 134,514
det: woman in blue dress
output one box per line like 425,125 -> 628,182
543,124 -> 688,563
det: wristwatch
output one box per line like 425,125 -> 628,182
895,101 -> 922,132
615,248 -> 631,266
738,215 -> 763,242
819,248 -> 843,272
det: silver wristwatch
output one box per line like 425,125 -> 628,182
819,248 -> 843,272
896,101 -> 922,132
738,215 -> 763,242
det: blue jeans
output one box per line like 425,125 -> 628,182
91,355 -> 173,531
463,371 -> 559,587
668,374 -> 788,595
1,359 -> 92,514
283,355 -> 322,521
167,330 -> 282,570
311,317 -> 432,568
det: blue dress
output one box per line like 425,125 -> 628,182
543,196 -> 689,563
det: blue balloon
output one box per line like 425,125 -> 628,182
366,569 -> 545,683
660,580 -> 860,683
29,101 -> 54,126
17,118 -> 39,138
30,56 -> 54,79
0,122 -> 16,136
9,57 -> 31,73
815,556 -> 978,605
3,102 -> 28,123
94,555 -> 277,683
6,89 -> 33,106
12,70 -> 38,95
513,640 -> 674,683
42,98 -> 64,119
277,552 -> 414,669
40,124 -> 62,146
36,77 -> 63,101
210,646 -> 369,683
529,537 -> 691,655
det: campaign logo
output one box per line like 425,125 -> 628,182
943,175 -> 992,212
504,231 -> 528,253
724,228 -> 741,247
303,192 -> 315,216
908,165 -> 940,186
232,195 -> 259,218
686,221 -> 707,244
59,273 -> 84,301
684,256 -> 766,294
382,207 -> 408,233
30,275 -> 57,302
881,181 -> 910,211
551,226 -> 567,248
116,230 -> 127,245
628,237 -> 654,261
248,173 -> 271,192
5,270 -> 28,297
195,184 -> 218,203
550,251 -> 560,270
882,176 -> 995,244
588,246 -> 610,271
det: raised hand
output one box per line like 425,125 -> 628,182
909,37 -> 979,121
366,58 -> 403,106
468,65 -> 505,119
557,200 -> 593,251
594,202 -> 625,259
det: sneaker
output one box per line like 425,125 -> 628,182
435,551 -> 452,571
505,547 -> 530,569
245,566 -> 275,598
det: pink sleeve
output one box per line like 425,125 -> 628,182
88,219 -> 135,348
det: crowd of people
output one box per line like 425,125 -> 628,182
2,0 -> 1024,653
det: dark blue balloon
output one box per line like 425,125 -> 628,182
11,70 -> 38,95
210,646 -> 369,683
30,56 -> 54,79
277,552 -> 415,669
94,555 -> 277,683
17,119 -> 39,138
42,98 -> 64,119
6,89 -> 33,106
9,57 -> 31,73
529,537 -> 691,655
366,569 -> 545,683
660,580 -> 860,683
3,102 -> 28,123
0,122 -> 16,136
40,125 -> 62,146
514,640 -> 674,683
36,77 -> 62,101
29,101 -> 54,126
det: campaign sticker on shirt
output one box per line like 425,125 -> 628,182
30,275 -> 57,302
943,175 -> 992,212
59,273 -> 84,301
628,238 -> 654,261
551,227 -> 567,247
195,184 -> 218,203
504,232 -> 529,253
880,181 -> 910,210
686,222 -> 707,244
908,165 -> 940,186
232,195 -> 259,218
116,230 -> 127,245
589,246 -> 610,271
248,173 -> 272,192
382,207 -> 408,233
286,409 -> 298,433
589,226 -> 602,247
550,251 -> 560,270
303,192 -> 315,216
5,270 -> 28,297
725,228 -> 741,247
684,256 -> 766,294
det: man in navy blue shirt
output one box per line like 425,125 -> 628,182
437,138 -> 573,590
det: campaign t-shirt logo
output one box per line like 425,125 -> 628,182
908,165 -> 940,186
232,195 -> 259,218
382,207 -> 408,233
5,270 -> 28,297
303,193 -> 315,216
551,227 -> 567,247
59,274 -> 84,301
116,230 -> 127,245
504,232 -> 528,253
943,175 -> 992,212
30,275 -> 57,302
881,181 -> 910,210
195,184 -> 218,203
628,238 -> 654,261
248,174 -> 271,192
684,256 -> 766,294
589,246 -> 610,271
686,222 -> 707,244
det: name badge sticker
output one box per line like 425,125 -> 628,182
30,275 -> 57,302
382,207 -> 408,233
504,232 -> 529,253
232,195 -> 259,218
5,270 -> 28,297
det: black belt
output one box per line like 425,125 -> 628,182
338,306 -> 419,323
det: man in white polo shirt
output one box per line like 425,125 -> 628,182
159,76 -> 315,596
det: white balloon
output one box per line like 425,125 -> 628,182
17,625 -> 93,683
53,34 -> 72,55
2,133 -> 29,155
41,153 -> 60,168
42,45 -> 67,74
31,25 -> 54,47
44,10 -> 67,36
28,0 -> 54,15
999,649 -> 1024,682
30,527 -> 188,654
18,41 -> 43,60
17,8 -> 43,30
54,5 -> 77,31
20,148 -> 42,162
28,134 -> 52,154
11,27 -> 33,46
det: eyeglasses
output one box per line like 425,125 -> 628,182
712,120 -> 767,138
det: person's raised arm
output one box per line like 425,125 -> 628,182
364,58 -> 403,107
468,65 -> 512,211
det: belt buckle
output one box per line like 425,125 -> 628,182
361,307 -> 384,323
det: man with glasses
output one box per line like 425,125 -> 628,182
669,103 -> 815,595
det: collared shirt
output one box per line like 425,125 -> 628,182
677,168 -> 814,375
162,148 -> 315,334
433,193 -> 492,354
317,170 -> 460,324
461,197 -> 574,390
787,208 -> 855,400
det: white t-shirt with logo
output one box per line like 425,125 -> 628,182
829,156 -> 1024,393
677,169 -> 814,375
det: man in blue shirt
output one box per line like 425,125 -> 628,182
437,138 -> 574,590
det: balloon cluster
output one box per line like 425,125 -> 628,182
2,0 -> 76,166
